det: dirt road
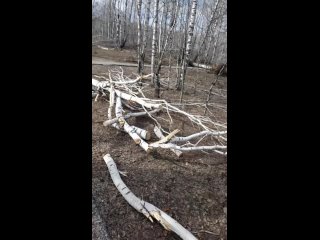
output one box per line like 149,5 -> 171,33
92,57 -> 150,67
92,57 -> 189,69
92,199 -> 110,240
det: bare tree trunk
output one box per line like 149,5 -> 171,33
160,0 -> 169,54
158,0 -> 165,54
116,1 -> 120,48
109,1 -> 113,38
154,0 -> 180,98
103,154 -> 198,240
151,0 -> 160,84
192,0 -> 219,63
127,0 -> 135,47
103,0 -> 107,40
167,49 -> 172,90
137,0 -> 142,74
179,0 -> 198,103
176,1 -> 189,88
120,0 -> 128,48
141,0 -> 151,75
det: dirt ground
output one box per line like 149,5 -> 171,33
92,47 -> 227,240
93,45 -> 175,66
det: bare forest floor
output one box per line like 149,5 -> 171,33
92,46 -> 227,240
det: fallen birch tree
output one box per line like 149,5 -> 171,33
104,154 -> 198,240
92,67 -> 227,156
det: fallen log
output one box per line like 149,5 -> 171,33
189,62 -> 213,70
123,122 -> 151,152
92,78 -> 109,89
153,126 -> 183,157
152,129 -> 180,145
115,96 -> 151,151
150,143 -> 227,152
103,108 -> 162,127
170,130 -> 227,143
103,154 -> 198,240
110,123 -> 150,141
92,71 -> 227,154
114,89 -> 161,109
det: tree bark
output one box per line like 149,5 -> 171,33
103,154 -> 198,240
179,0 -> 198,103
136,0 -> 142,74
151,0 -> 160,84
141,0 -> 151,75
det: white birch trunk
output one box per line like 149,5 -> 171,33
137,0 -> 142,73
103,108 -> 162,127
151,0 -> 160,83
103,154 -> 198,240
114,89 -> 161,109
171,130 -> 227,143
123,122 -> 151,152
115,96 -> 151,141
154,126 -> 183,157
189,62 -> 213,70
150,143 -> 227,152
158,0 -> 165,54
141,0 -> 151,74
179,0 -> 198,102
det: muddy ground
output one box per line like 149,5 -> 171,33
92,47 -> 227,240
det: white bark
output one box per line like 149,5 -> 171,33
158,0 -> 165,54
103,108 -> 162,127
92,71 -> 227,154
103,154 -> 198,240
192,0 -> 220,63
114,89 -> 161,109
154,126 -> 182,157
131,125 -> 151,140
141,0 -> 151,74
137,0 -> 142,73
92,79 -> 161,109
116,13 -> 120,47
152,129 -> 180,144
153,0 -> 180,98
171,130 -> 227,143
110,122 -> 150,141
97,45 -> 110,51
151,0 -> 160,83
108,84 -> 115,120
179,0 -> 198,102
123,122 -> 151,152
189,62 -> 213,70
92,78 -> 109,89
115,96 -> 151,141
150,142 -> 227,152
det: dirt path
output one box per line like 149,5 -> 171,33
92,199 -> 110,240
92,56 -> 190,69
92,57 -> 146,67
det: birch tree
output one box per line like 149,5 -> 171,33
151,0 -> 160,84
92,0 -> 227,72
136,0 -> 143,73
141,0 -> 151,75
192,0 -> 219,63
153,0 -> 180,98
178,0 -> 198,103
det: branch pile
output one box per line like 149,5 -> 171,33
92,67 -> 227,156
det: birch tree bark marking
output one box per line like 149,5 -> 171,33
179,0 -> 198,103
151,0 -> 160,84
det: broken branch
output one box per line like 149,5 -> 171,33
103,154 -> 198,240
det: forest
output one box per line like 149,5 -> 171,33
92,1 -> 227,239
